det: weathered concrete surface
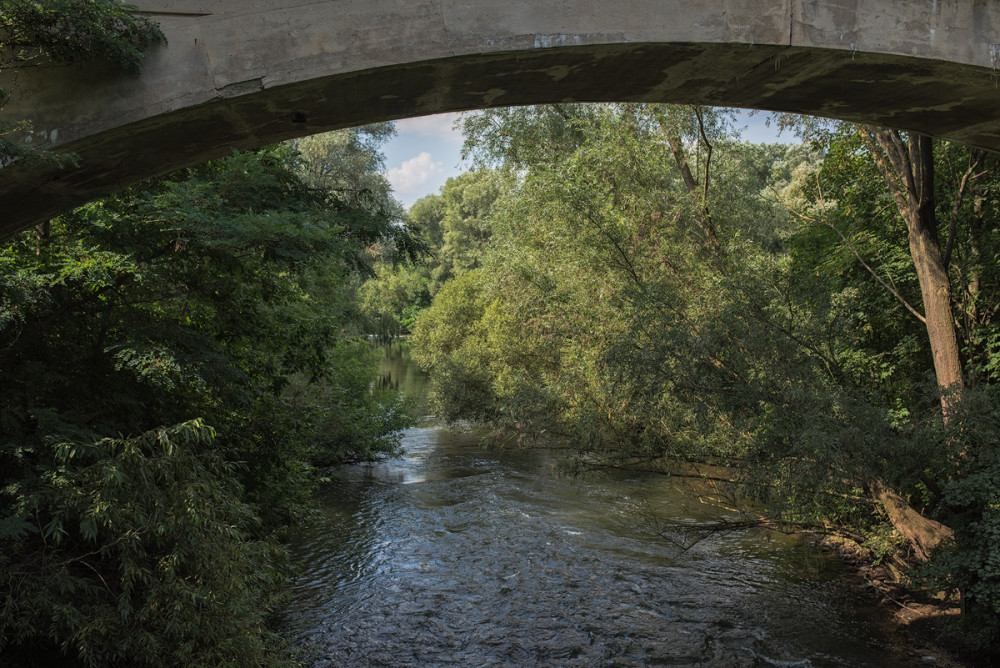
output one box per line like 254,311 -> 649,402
2,0 -> 1000,236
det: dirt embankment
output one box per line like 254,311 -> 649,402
813,535 -> 997,667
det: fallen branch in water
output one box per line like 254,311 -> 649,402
644,510 -> 864,555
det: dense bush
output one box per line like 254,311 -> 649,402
0,143 -> 416,665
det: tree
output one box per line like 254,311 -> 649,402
414,104 -> 1000,646
432,170 -> 507,286
0,143 -> 414,665
858,130 -> 965,414
786,124 -> 1000,641
291,124 -> 423,275
416,105 -> 777,458
779,119 -> 1000,414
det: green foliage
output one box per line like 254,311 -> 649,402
290,124 -> 423,274
917,387 -> 1000,647
412,104 -> 1000,648
283,338 -> 414,467
355,169 -> 506,338
408,193 -> 446,250
460,104 -> 602,169
0,0 -> 165,71
357,261 -> 433,338
0,420 -> 290,667
426,169 -> 507,291
411,270 -> 506,424
416,105 -> 764,459
0,141 -> 414,664
782,126 -> 1000,643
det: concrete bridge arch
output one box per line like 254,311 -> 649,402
2,0 -> 1000,236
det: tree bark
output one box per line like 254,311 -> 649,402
34,219 -> 50,255
863,130 -> 964,414
857,130 -> 963,564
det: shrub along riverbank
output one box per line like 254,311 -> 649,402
0,138 -> 417,666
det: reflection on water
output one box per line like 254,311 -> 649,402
375,340 -> 426,398
282,343 -> 907,667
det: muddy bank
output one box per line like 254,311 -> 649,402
813,535 -> 1000,667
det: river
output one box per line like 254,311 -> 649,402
280,342 -> 919,666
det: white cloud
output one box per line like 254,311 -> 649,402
385,152 -> 444,194
395,112 -> 471,143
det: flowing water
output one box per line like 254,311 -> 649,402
281,343 -> 915,667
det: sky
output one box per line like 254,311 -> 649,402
381,109 -> 791,211
382,112 -> 468,210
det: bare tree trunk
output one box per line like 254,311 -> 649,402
34,219 -> 50,255
855,129 -> 963,564
861,130 -> 964,414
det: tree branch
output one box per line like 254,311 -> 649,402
943,150 -> 985,270
768,184 -> 927,324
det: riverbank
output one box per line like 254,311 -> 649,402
813,534 -> 999,667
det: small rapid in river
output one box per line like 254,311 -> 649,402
280,343 -> 914,667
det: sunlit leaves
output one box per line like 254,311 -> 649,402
413,105 -> 1000,648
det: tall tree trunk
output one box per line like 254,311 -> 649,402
858,129 -> 961,566
862,130 -> 964,415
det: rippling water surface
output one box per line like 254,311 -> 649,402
281,344 -> 908,666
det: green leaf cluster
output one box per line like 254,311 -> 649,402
0,420 -> 289,666
0,0 -> 165,71
355,169 -> 506,338
1,138 -> 415,664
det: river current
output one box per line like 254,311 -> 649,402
280,344 -> 916,667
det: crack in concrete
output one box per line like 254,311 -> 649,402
216,78 -> 265,99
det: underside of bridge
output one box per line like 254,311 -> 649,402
2,0 -> 1000,237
